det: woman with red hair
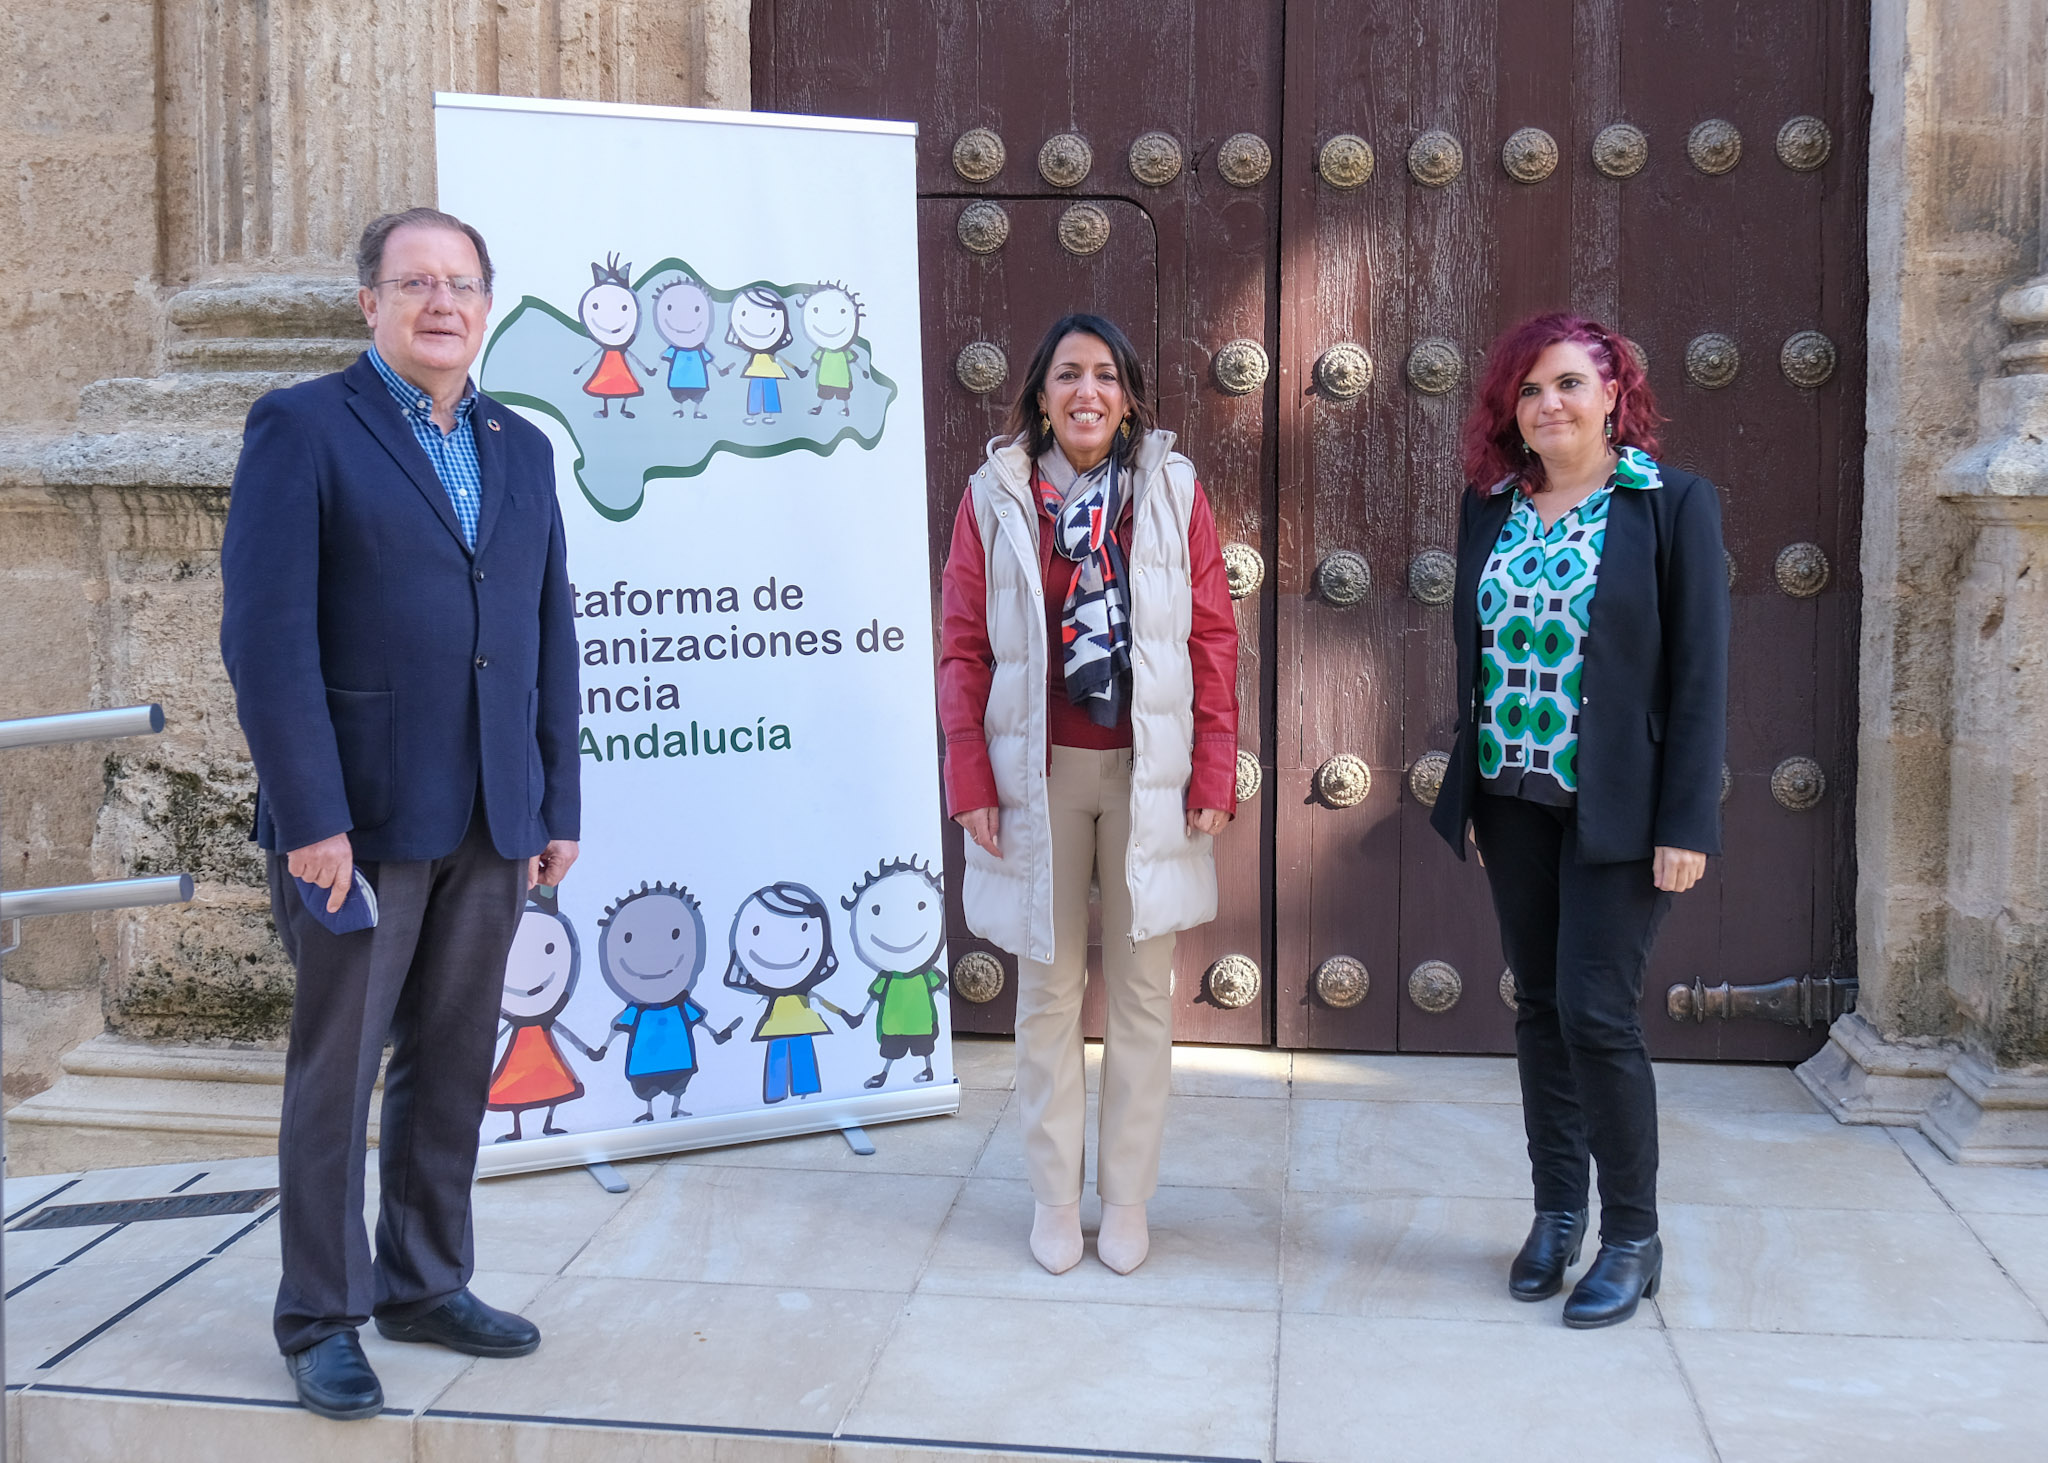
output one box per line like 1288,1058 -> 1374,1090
1430,313 -> 1728,1328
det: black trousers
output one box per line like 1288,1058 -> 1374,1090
1470,794 -> 1672,1242
267,801 -> 524,1354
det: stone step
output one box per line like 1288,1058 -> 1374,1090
4,1036 -> 380,1175
165,336 -> 365,373
11,1390 -> 1039,1463
0,428 -> 51,488
77,372 -> 311,429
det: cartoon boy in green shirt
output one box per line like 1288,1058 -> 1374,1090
843,857 -> 947,1087
801,283 -> 871,418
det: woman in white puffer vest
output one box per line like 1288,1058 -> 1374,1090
938,314 -> 1240,1276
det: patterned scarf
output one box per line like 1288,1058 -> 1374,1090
1038,454 -> 1133,727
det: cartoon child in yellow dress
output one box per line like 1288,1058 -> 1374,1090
722,881 -> 861,1103
725,287 -> 809,427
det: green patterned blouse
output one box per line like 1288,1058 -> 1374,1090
1475,447 -> 1663,804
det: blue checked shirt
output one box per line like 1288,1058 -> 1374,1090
367,347 -> 483,550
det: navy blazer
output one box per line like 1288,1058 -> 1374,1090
1429,461 -> 1729,865
220,354 -> 581,863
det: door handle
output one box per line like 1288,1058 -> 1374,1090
1667,974 -> 1857,1028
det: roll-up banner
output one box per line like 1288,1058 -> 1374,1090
435,94 -> 955,1179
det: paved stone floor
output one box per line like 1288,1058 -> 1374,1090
4,1039 -> 2048,1461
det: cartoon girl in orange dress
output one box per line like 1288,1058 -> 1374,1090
489,892 -> 606,1141
573,254 -> 656,419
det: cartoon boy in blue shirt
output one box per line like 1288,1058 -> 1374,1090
597,881 -> 739,1122
651,278 -> 728,420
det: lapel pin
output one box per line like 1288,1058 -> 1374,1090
487,418 -> 501,431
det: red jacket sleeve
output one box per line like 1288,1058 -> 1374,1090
1185,483 -> 1241,816
938,493 -> 1000,816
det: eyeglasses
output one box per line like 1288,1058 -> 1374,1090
373,275 -> 489,300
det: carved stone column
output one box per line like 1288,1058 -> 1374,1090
1921,277 -> 2048,1156
159,0 -> 749,282
1801,277 -> 2048,1162
1796,0 -> 2048,1163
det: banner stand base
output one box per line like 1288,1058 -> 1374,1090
475,1081 -> 961,1181
838,1124 -> 875,1156
584,1161 -> 630,1193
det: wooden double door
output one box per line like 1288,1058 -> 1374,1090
754,0 -> 1865,1061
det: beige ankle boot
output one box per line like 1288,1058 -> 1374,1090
1030,1201 -> 1083,1274
1097,1200 -> 1150,1274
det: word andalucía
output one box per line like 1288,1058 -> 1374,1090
579,717 -> 793,762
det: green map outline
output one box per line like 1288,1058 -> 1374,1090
479,257 -> 900,522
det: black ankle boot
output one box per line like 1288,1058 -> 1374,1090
1509,1209 -> 1589,1301
1563,1234 -> 1663,1329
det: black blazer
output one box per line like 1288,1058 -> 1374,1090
1429,461 -> 1729,865
220,355 -> 581,863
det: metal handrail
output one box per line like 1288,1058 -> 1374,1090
0,704 -> 164,750
1,703 -> 191,1455
1,875 -> 195,922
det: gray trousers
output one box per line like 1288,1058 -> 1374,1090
267,801 -> 524,1355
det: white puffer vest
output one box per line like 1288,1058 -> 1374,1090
960,429 -> 1217,964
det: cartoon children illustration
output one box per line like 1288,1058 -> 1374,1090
723,881 -> 862,1103
574,254 -> 656,419
725,286 -> 809,426
596,881 -> 741,1123
650,276 -> 730,420
842,857 -> 948,1088
801,283 -> 871,418
488,890 -> 606,1141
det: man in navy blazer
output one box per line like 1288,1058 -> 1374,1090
221,208 -> 580,1420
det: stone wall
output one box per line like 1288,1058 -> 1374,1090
0,0 -> 750,1107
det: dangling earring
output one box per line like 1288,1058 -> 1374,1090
1521,440 -> 1535,455
1604,414 -> 1614,441
1040,413 -> 1051,435
1117,416 -> 1131,444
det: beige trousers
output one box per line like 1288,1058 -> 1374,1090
1015,746 -> 1177,1206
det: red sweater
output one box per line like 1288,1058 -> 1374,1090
939,478 -> 1241,818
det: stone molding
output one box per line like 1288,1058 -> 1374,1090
43,275 -> 367,490
1799,1015 -> 2048,1165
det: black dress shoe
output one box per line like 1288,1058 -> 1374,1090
1509,1209 -> 1589,1301
374,1288 -> 540,1358
285,1330 -> 384,1421
1563,1234 -> 1663,1329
